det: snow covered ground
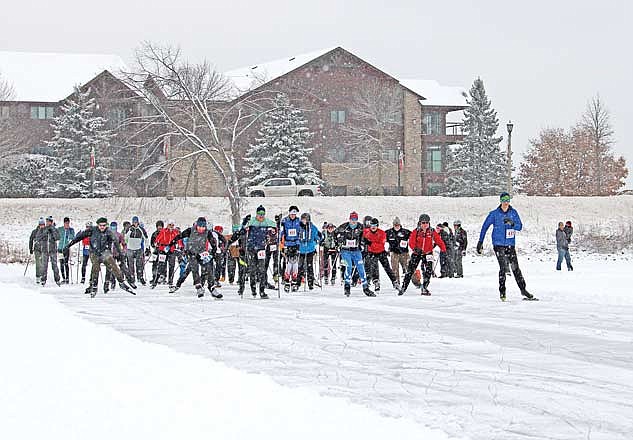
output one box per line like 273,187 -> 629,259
2,195 -> 632,256
3,251 -> 633,440
0,266 -> 447,440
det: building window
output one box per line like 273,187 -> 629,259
330,110 -> 345,124
426,183 -> 443,196
30,106 -> 55,120
423,112 -> 441,135
107,107 -> 127,128
0,106 -> 9,119
426,145 -> 442,173
381,149 -> 398,162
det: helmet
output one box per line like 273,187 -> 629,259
196,217 -> 207,228
363,215 -> 373,226
370,217 -> 379,227
419,214 -> 430,223
214,225 -> 224,233
132,216 -> 139,223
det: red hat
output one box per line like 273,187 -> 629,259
349,211 -> 359,221
214,225 -> 224,233
565,221 -> 572,227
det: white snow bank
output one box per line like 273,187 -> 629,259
0,280 -> 451,440
2,195 -> 632,256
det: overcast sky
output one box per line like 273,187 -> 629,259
2,0 -> 631,186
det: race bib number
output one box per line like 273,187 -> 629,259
345,239 -> 356,248
506,229 -> 515,239
269,245 -> 277,252
425,254 -> 435,262
257,250 -> 266,260
200,251 -> 210,259
400,240 -> 408,249
287,229 -> 297,237
158,254 -> 167,262
84,244 -> 90,251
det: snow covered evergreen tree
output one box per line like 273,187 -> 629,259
445,78 -> 507,197
242,93 -> 320,186
46,86 -> 113,197
0,153 -> 60,197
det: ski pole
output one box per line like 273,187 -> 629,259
23,254 -> 31,277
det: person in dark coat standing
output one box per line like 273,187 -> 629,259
453,220 -> 468,278
556,222 -> 573,271
34,216 -> 61,286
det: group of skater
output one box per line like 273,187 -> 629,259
28,192 -> 540,301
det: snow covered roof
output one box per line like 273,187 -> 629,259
399,79 -> 468,108
224,47 -> 337,94
224,47 -> 467,109
0,51 -> 129,102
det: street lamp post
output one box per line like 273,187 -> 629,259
506,120 -> 514,194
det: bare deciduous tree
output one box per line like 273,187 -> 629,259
339,79 -> 403,189
121,42 -> 282,224
581,94 -> 615,194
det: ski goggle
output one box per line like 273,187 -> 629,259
289,209 -> 298,215
500,195 -> 511,202
256,210 -> 265,216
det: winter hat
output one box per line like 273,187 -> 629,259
63,217 -> 70,223
289,205 -> 299,214
301,212 -> 311,222
363,215 -> 373,226
419,214 -> 430,223
256,205 -> 266,215
442,222 -> 449,227
132,216 -> 140,223
196,217 -> 207,228
349,211 -> 359,221
232,224 -> 241,232
46,216 -> 54,222
327,222 -> 335,228
370,217 -> 379,227
565,221 -> 572,227
393,216 -> 401,226
500,192 -> 511,202
166,219 -> 175,226
453,219 -> 462,225
38,217 -> 45,225
110,221 -> 118,230
214,225 -> 224,233
96,217 -> 108,225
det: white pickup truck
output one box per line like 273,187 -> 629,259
246,178 -> 322,197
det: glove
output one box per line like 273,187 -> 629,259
242,214 -> 251,226
461,251 -> 466,257
476,241 -> 483,255
144,248 -> 151,257
63,245 -> 70,253
503,218 -> 515,227
274,214 -> 281,223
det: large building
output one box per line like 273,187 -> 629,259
0,47 -> 467,197
224,47 -> 467,196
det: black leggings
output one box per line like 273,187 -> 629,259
493,246 -> 526,293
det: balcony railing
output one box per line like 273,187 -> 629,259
422,122 -> 464,137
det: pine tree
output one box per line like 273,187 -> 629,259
0,153 -> 60,197
242,93 -> 320,186
46,86 -> 113,197
445,78 -> 507,197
